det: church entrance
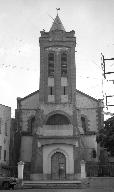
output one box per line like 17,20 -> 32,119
51,152 -> 66,180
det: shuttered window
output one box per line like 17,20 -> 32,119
61,53 -> 67,76
81,116 -> 87,133
4,150 -> 6,161
0,118 -> 1,134
48,53 -> 54,77
0,146 -> 2,160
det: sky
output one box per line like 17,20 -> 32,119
0,0 -> 114,117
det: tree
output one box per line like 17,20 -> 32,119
96,116 -> 114,156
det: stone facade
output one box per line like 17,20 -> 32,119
15,14 -> 103,180
0,104 -> 11,167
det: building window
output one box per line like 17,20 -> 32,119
48,87 -> 54,96
48,53 -> 54,77
28,116 -> 35,134
0,146 -> 2,160
50,87 -> 53,95
92,149 -> 96,158
4,150 -> 6,161
61,53 -> 67,76
81,116 -> 87,133
63,86 -> 66,95
46,114 -> 70,125
0,118 -> 2,134
5,122 -> 7,136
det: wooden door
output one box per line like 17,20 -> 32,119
51,152 -> 66,180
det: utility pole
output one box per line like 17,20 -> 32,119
101,53 -> 114,79
101,53 -> 114,111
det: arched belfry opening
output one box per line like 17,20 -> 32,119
51,152 -> 66,180
46,113 -> 71,125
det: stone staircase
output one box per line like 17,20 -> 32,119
22,179 -> 89,189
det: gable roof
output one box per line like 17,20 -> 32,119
76,89 -> 99,102
17,90 -> 39,101
50,14 -> 65,32
17,89 -> 99,102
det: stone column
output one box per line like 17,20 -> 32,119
81,160 -> 86,179
18,161 -> 24,180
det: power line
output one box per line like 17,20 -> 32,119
0,63 -> 38,71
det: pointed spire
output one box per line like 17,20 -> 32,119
50,14 -> 65,32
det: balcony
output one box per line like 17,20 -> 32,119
38,125 -> 73,136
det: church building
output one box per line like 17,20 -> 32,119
15,14 -> 103,180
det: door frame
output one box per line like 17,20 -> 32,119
51,152 -> 66,180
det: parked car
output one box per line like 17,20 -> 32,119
0,175 -> 17,189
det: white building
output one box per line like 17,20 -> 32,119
0,104 -> 11,166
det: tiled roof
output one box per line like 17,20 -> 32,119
50,14 -> 65,31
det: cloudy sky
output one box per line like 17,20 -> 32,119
0,0 -> 114,117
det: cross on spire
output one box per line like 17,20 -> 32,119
56,8 -> 60,15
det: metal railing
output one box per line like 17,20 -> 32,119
86,162 -> 114,177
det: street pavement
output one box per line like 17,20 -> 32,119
0,188 -> 114,192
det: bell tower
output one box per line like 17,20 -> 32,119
31,13 -> 80,180
39,14 -> 76,104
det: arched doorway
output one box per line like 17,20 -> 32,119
51,152 -> 66,180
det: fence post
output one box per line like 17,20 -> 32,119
81,160 -> 86,179
17,161 -> 24,188
18,161 -> 24,180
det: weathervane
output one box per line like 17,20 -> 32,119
56,8 -> 60,15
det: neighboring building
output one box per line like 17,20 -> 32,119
9,118 -> 18,167
0,104 -> 11,167
15,14 -> 103,180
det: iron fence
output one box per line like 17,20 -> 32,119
86,162 -> 114,177
0,165 -> 17,177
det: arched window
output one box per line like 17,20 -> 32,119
81,116 -> 87,133
61,53 -> 67,76
46,114 -> 70,125
48,53 -> 54,77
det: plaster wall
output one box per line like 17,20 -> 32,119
61,77 -> 68,86
21,110 -> 36,131
48,78 -> 54,86
43,144 -> 74,174
20,91 -> 39,109
80,109 -> 97,132
76,92 -> 98,108
82,135 -> 97,150
61,95 -> 68,103
40,103 -> 73,116
48,95 -> 55,102
76,92 -> 98,132
20,136 -> 32,162
80,135 -> 98,161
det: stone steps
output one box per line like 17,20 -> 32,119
22,180 -> 89,189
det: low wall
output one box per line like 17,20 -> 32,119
30,173 -> 81,181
